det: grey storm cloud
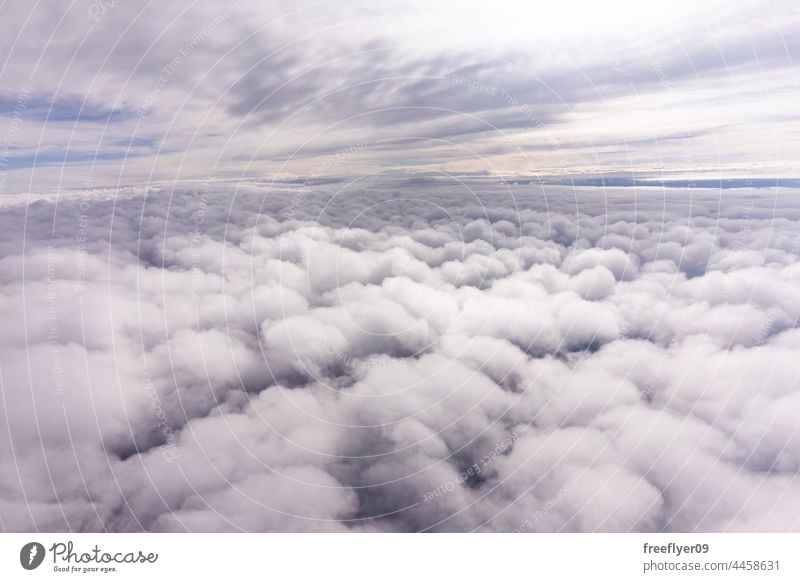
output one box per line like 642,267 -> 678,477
1,179 -> 799,532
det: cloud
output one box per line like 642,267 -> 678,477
1,181 -> 799,532
1,1 -> 798,189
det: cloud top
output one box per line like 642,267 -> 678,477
1,181 -> 799,532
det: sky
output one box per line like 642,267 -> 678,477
2,1 -> 800,534
1,0 -> 800,193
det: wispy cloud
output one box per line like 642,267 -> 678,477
0,1 -> 798,186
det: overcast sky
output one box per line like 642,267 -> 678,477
1,0 -> 799,192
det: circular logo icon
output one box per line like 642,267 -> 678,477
20,542 -> 45,570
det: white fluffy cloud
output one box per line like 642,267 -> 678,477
1,181 -> 799,532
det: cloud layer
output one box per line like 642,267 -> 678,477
1,180 -> 799,532
1,1 -> 799,190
